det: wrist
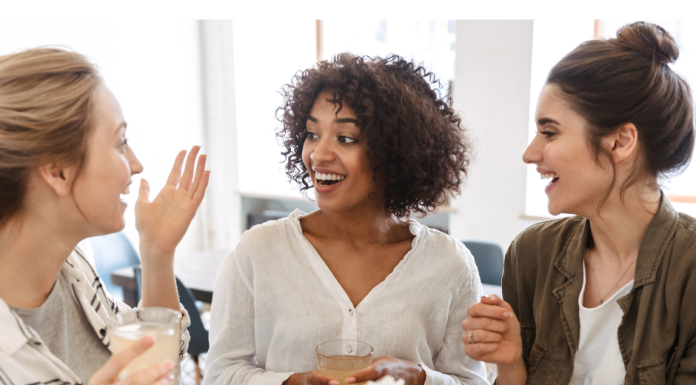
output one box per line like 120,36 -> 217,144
496,356 -> 527,380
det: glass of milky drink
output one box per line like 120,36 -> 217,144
316,340 -> 374,385
107,307 -> 181,379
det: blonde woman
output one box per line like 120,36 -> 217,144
0,48 -> 209,385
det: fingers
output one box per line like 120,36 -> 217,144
138,179 -> 151,203
308,371 -> 339,385
192,170 -> 211,206
178,146 -> 201,192
461,328 -> 504,345
467,301 -> 512,321
165,150 -> 187,187
464,342 -> 501,357
90,337 -> 155,382
120,362 -> 175,385
346,365 -> 382,384
187,154 -> 207,198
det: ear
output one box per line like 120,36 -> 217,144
36,162 -> 79,197
602,123 -> 639,164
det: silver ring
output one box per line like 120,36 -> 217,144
468,329 -> 475,344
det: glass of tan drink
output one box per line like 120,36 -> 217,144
316,340 -> 374,385
107,307 -> 181,380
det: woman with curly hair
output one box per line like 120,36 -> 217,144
205,53 -> 488,385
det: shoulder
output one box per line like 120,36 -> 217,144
237,211 -> 302,251
223,210 -> 306,270
508,216 -> 585,260
411,221 -> 478,276
676,212 -> 696,234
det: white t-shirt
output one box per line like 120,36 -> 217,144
205,209 -> 489,385
569,265 -> 634,385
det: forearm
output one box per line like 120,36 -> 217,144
139,245 -> 180,310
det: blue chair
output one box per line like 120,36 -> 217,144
90,232 -> 141,303
461,240 -> 504,286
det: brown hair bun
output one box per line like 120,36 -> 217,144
611,21 -> 679,65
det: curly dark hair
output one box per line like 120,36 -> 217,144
277,53 -> 470,218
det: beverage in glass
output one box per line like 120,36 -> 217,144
316,340 -> 374,385
107,307 -> 181,379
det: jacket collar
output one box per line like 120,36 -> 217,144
555,192 -> 679,287
551,193 -> 679,353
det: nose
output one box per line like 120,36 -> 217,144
310,137 -> 337,165
522,134 -> 543,165
127,145 -> 144,175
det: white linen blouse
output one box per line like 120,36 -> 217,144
205,210 -> 488,385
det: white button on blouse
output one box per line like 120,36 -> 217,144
205,210 -> 488,385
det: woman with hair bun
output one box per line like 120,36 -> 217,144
0,48 -> 209,385
462,22 -> 696,384
205,53 -> 488,385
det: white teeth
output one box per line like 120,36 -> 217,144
122,186 -> 130,195
315,172 -> 346,181
540,173 -> 558,180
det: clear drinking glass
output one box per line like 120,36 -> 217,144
107,307 -> 181,379
316,340 -> 374,385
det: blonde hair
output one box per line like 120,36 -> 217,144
0,47 -> 102,225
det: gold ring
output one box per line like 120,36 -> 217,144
468,329 -> 475,344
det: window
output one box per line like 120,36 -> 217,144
0,20 -> 204,254
524,20 -> 596,218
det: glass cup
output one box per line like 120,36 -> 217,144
316,340 -> 374,385
107,307 -> 181,379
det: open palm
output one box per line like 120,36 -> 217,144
135,146 -> 210,255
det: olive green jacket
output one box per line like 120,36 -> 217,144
503,196 -> 696,384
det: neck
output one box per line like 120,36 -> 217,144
314,202 -> 406,245
0,211 -> 83,308
583,183 -> 660,262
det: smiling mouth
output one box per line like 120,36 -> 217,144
541,173 -> 559,185
315,172 -> 346,186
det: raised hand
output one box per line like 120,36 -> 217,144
89,337 -> 175,385
135,146 -> 210,257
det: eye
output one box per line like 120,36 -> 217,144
338,136 -> 357,144
539,130 -> 556,138
306,132 -> 319,140
120,137 -> 130,150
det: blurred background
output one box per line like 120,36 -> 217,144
3,18 -> 695,383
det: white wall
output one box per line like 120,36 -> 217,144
449,20 -> 542,250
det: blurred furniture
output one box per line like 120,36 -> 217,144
461,240 -> 504,286
90,232 -> 141,304
134,267 -> 210,385
111,249 -> 229,306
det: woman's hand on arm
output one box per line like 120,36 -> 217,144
462,295 -> 527,385
345,357 -> 425,385
135,145 -> 210,310
89,337 -> 175,385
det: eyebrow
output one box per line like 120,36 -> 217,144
537,118 -> 560,126
114,122 -> 128,135
306,115 -> 360,126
